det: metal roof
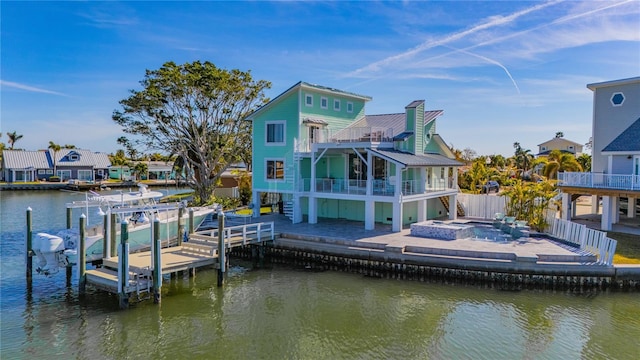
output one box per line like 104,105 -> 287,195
2,150 -> 50,169
370,149 -> 462,167
587,76 -> 640,91
602,117 -> 640,152
392,131 -> 414,141
55,149 -> 111,168
302,117 -> 328,125
349,110 -> 444,138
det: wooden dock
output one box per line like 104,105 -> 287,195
84,221 -> 275,299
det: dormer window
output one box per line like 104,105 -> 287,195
70,154 -> 79,161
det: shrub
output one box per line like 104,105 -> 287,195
49,176 -> 61,182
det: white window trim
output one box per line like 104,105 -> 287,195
265,158 -> 285,182
611,92 -> 625,107
265,120 -> 286,146
305,94 -> 313,107
347,101 -> 353,113
320,96 -> 328,109
334,99 -> 341,111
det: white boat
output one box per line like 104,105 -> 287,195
35,184 -> 216,275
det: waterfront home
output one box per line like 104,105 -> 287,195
2,148 -> 110,182
247,81 -> 462,232
537,136 -> 583,157
558,76 -> 640,230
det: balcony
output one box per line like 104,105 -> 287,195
297,178 -> 456,196
296,127 -> 394,152
558,172 -> 640,191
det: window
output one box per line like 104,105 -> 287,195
69,154 -> 79,161
320,96 -> 328,109
305,94 -> 313,107
334,99 -> 341,111
347,102 -> 353,113
38,169 -> 46,174
541,146 -> 546,151
265,121 -> 285,145
266,159 -> 284,180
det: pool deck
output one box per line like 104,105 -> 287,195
223,213 -> 640,280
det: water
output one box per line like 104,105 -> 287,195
2,191 -> 640,359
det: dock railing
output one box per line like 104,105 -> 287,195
191,221 -> 275,249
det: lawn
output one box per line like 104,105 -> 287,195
607,231 -> 640,264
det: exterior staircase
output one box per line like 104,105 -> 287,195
439,196 -> 466,217
283,201 -> 295,221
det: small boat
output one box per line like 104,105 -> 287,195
35,184 -> 216,274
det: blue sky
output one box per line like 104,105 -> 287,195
2,1 -> 639,157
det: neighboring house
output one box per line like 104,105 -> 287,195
537,137 -> 583,156
2,148 -> 111,182
247,81 -> 462,232
558,76 -> 640,230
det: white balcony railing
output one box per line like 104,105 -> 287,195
298,178 -> 456,196
558,172 -> 640,191
296,127 -> 395,152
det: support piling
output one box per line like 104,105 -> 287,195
152,218 -> 162,304
118,220 -> 129,309
217,210 -> 226,287
78,214 -> 86,295
26,207 -> 33,280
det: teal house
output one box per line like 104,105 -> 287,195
247,82 -> 462,231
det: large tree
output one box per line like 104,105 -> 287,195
48,141 -> 61,175
112,61 -> 270,204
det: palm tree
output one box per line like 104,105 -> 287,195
48,141 -> 62,176
542,150 -> 583,179
577,153 -> 591,172
6,131 -> 23,149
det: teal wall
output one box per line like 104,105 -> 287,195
423,121 -> 439,153
403,202 -> 418,225
252,91 -> 300,192
375,202 -> 393,224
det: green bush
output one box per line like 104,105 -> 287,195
49,176 -> 61,182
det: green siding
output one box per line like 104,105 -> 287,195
406,108 -> 415,153
423,122 -> 439,153
252,90 -> 300,192
403,202 -> 418,225
414,102 -> 424,155
375,202 -> 393,224
328,155 -> 345,178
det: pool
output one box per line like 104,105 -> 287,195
410,220 -> 526,242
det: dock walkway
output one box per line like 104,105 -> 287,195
84,221 -> 275,296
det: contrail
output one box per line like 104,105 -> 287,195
443,45 -> 521,95
347,0 -> 563,77
0,80 -> 68,96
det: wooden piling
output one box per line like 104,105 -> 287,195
26,207 -> 33,280
177,207 -> 184,246
118,220 -> 129,309
217,211 -> 225,287
153,218 -> 161,304
102,211 -> 108,259
78,214 -> 86,295
188,208 -> 194,234
66,207 -> 72,229
110,213 -> 117,257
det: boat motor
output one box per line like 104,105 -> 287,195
33,233 -> 65,275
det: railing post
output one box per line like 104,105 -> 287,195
153,218 -> 161,304
78,214 -> 86,295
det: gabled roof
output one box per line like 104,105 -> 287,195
2,150 -> 50,169
349,110 -> 444,138
54,149 -> 111,168
537,137 -> 583,147
246,81 -> 371,120
602,117 -> 640,153
370,149 -> 462,167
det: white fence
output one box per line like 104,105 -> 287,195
458,193 -> 617,266
457,193 -> 507,219
548,217 -> 617,265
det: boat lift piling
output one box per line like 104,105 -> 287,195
177,207 -> 184,246
26,208 -> 33,281
118,220 -> 130,309
217,209 -> 226,287
152,218 -> 162,304
78,214 -> 86,295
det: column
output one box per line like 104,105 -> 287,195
252,190 -> 260,218
308,197 -> 317,224
612,196 -> 619,224
628,197 -> 636,218
601,195 -> 612,231
392,200 -> 402,232
366,151 -> 372,196
591,195 -> 599,214
417,199 -> 426,222
561,193 -> 571,220
448,194 -> 457,220
364,200 -> 375,230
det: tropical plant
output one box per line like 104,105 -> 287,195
133,162 -> 148,180
501,179 -> 556,231
513,142 -> 534,179
48,141 -> 61,175
112,60 -> 271,205
540,150 -> 583,179
577,153 -> 591,172
6,131 -> 23,149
